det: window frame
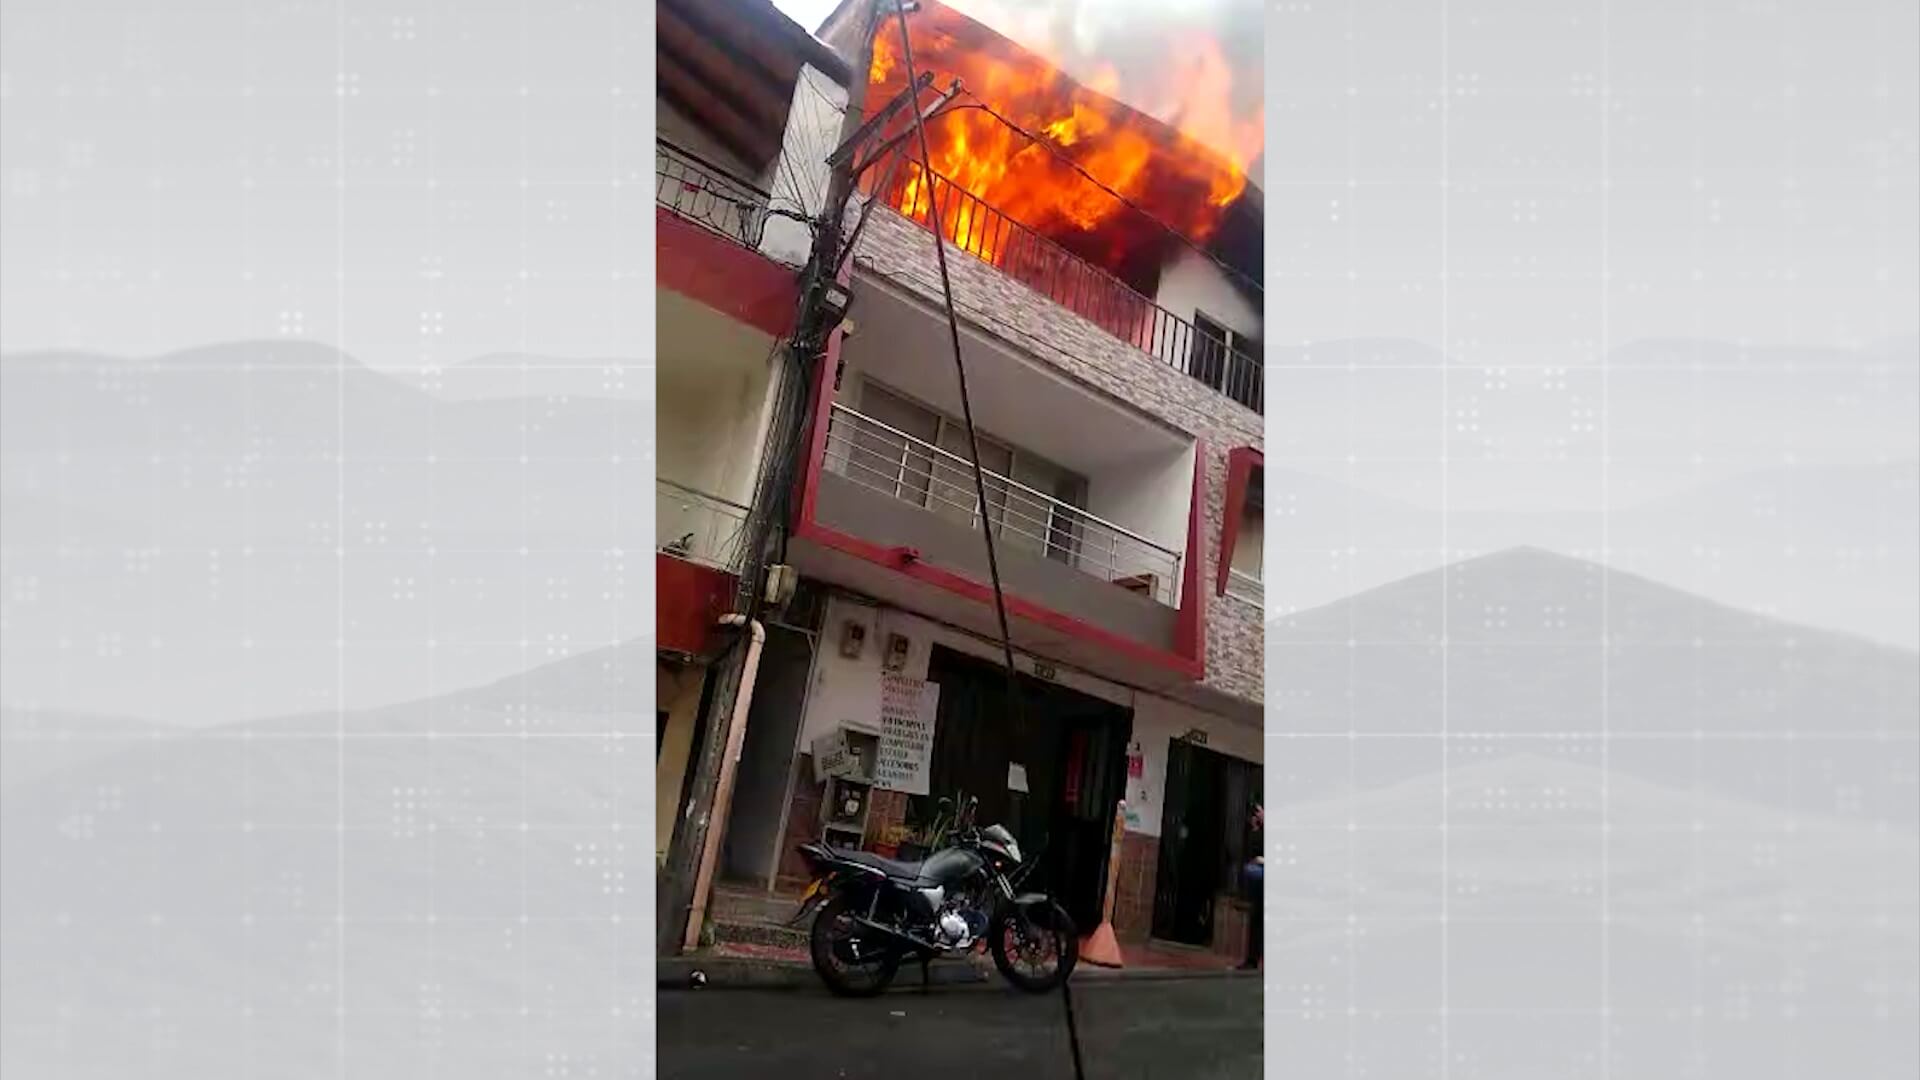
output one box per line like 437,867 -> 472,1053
1216,446 -> 1264,601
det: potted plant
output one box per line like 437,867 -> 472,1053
895,800 -> 954,863
870,823 -> 907,859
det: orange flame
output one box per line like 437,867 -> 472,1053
866,2 -> 1259,293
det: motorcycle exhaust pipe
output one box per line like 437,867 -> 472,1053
851,916 -> 937,956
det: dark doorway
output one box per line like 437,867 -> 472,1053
1152,738 -> 1262,947
913,646 -> 1132,931
721,625 -> 816,887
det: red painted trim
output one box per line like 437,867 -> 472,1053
794,519 -> 1204,679
1217,446 -> 1263,596
1175,440 -> 1209,675
656,207 -> 799,337
656,553 -> 738,656
793,260 -> 851,531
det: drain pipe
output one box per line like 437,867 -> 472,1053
683,613 -> 767,952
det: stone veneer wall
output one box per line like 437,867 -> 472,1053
847,201 -> 1264,706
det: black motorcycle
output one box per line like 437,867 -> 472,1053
792,796 -> 1079,996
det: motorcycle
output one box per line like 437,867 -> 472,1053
791,795 -> 1079,997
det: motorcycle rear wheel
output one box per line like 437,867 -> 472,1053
809,892 -> 902,997
989,900 -> 1078,993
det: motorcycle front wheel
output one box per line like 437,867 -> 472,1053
809,892 -> 902,997
989,900 -> 1078,993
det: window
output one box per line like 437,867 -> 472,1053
1192,312 -> 1232,392
857,379 -> 1088,560
850,383 -> 940,505
1227,475 -> 1262,603
1191,311 -> 1263,413
1218,448 -> 1264,603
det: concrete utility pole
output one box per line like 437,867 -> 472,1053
656,0 -> 887,957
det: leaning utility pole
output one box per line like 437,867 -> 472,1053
656,0 -> 894,957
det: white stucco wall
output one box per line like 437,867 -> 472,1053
760,64 -> 849,267
656,352 -> 772,508
1153,247 -> 1262,344
798,595 -> 1131,750
1083,441 -> 1197,555
796,593 -> 1263,839
1122,693 -> 1264,837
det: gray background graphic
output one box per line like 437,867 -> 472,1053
2,0 -> 654,1076
1265,0 -> 1918,1077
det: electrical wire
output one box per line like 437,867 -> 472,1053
865,8 -> 1263,298
888,2 -> 1022,709
889,12 -> 1089,1074
948,92 -> 1266,298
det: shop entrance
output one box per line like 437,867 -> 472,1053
913,646 -> 1132,931
1151,738 -> 1261,947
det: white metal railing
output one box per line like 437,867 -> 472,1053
822,403 -> 1182,607
1225,567 -> 1263,608
657,478 -> 750,571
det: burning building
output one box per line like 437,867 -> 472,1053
656,0 -> 1266,963
863,1 -> 1262,297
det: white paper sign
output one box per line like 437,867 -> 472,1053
1007,763 -> 1029,793
874,672 -> 939,795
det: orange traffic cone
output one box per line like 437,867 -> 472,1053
1079,800 -> 1128,968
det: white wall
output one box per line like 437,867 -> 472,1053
760,63 -> 849,267
656,314 -> 777,558
1083,440 -> 1196,561
797,593 -> 1263,840
657,356 -> 771,507
1154,247 -> 1262,343
1122,693 -> 1264,837
798,595 -> 1131,750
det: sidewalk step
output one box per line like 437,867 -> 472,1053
711,916 -> 809,951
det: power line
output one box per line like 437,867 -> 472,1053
890,10 -> 1086,1070
947,92 -> 1265,298
887,1 -> 1022,713
863,8 -> 1262,297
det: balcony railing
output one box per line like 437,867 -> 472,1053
865,164 -> 1264,415
823,402 -> 1183,606
657,139 -> 769,248
658,478 -> 750,572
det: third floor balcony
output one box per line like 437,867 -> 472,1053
858,164 -> 1264,416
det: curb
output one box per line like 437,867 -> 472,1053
658,953 -> 990,992
658,953 -> 1260,992
1074,965 -> 1263,985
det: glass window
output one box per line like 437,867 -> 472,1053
852,383 -> 940,505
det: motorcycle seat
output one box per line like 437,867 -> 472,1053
832,847 -> 925,881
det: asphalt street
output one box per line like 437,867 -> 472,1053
657,977 -> 1262,1078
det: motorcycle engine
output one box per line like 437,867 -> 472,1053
935,910 -> 970,948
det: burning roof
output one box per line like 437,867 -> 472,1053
862,1 -> 1262,295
